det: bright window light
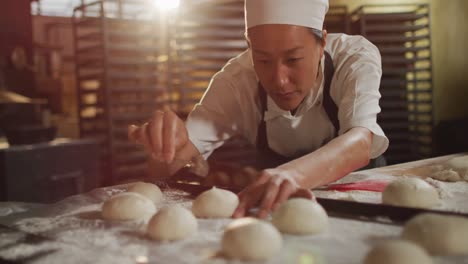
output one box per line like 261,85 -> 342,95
154,0 -> 180,11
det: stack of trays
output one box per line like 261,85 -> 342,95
72,0 -> 169,184
351,4 -> 433,164
169,0 -> 247,115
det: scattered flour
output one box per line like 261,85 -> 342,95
0,175 -> 467,264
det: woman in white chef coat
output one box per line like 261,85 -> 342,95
129,0 -> 389,218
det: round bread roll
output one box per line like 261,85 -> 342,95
192,187 -> 239,218
364,240 -> 432,264
431,169 -> 461,182
147,206 -> 197,241
127,182 -> 163,204
445,156 -> 468,172
427,156 -> 468,182
272,198 -> 328,235
401,213 -> 468,255
101,192 -> 156,221
222,217 -> 282,260
382,177 -> 439,208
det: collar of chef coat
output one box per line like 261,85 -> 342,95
263,55 -> 326,121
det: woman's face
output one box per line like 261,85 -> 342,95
248,25 -> 326,112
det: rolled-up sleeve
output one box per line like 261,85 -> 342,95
185,75 -> 244,159
185,50 -> 260,159
332,36 -> 389,159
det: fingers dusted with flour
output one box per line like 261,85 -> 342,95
232,168 -> 314,219
127,110 -> 210,177
128,110 -> 189,163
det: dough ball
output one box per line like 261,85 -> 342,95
147,206 -> 197,241
382,177 -> 439,208
364,240 -> 432,264
272,198 -> 328,235
127,182 -> 163,204
222,217 -> 282,260
431,169 -> 461,182
401,213 -> 468,255
446,156 -> 468,171
443,156 -> 468,181
429,156 -> 468,182
101,192 -> 156,221
192,187 -> 239,218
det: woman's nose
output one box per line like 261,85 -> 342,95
273,63 -> 289,88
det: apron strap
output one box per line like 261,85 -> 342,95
257,81 -> 269,151
323,51 -> 339,136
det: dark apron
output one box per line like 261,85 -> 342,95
254,51 -> 338,169
197,51 -> 383,181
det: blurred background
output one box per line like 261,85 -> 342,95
0,0 -> 467,202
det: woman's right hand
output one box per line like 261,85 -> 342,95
233,167 -> 314,219
128,110 -> 189,163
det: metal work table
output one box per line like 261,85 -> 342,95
1,154 -> 467,263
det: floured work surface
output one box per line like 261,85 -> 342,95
1,184 -> 467,264
378,153 -> 468,181
314,153 -> 468,214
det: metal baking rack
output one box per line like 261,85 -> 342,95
72,0 -> 170,184
351,4 -> 433,164
168,0 -> 247,116
325,5 -> 351,34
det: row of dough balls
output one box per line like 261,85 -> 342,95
100,182 -> 198,241
225,190 -> 468,262
101,182 -> 163,221
365,213 -> 468,264
194,186 -> 468,261
101,184 -> 329,261
100,181 -> 468,262
366,175 -> 468,263
199,188 -> 329,261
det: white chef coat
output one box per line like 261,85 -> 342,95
186,33 -> 389,160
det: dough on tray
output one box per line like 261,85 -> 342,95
101,192 -> 156,221
382,177 -> 439,208
271,198 -> 328,235
147,206 -> 198,241
127,182 -> 163,204
221,217 -> 282,260
401,213 -> 468,255
192,187 -> 239,218
431,169 -> 461,182
364,240 -> 432,264
429,156 -> 468,182
446,156 -> 468,172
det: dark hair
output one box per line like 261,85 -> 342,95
308,28 -> 324,43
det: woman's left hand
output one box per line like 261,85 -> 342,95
232,168 -> 314,219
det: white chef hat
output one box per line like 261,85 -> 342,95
245,0 -> 329,30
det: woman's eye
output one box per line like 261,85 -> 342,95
288,57 -> 303,63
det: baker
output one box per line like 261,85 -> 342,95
129,0 -> 389,218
